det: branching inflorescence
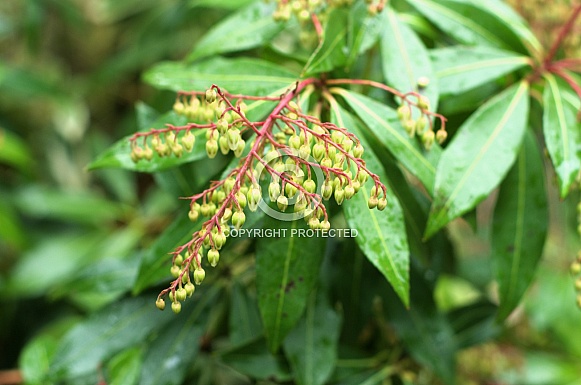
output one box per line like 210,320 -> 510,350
129,78 -> 446,313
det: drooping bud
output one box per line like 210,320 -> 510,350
206,139 -> 218,158
377,197 -> 387,211
269,182 -> 281,202
235,191 -> 247,209
344,184 -> 355,199
232,211 -> 246,229
436,129 -> 447,144
234,139 -> 246,157
205,88 -> 217,103
185,282 -> 195,297
194,268 -> 206,285
368,195 -> 378,209
248,186 -> 261,212
227,128 -> 241,150
208,249 -> 220,267
171,301 -> 182,314
422,130 -> 435,150
156,298 -> 166,310
277,195 -> 289,212
322,180 -> 333,200
334,187 -> 345,205
397,105 -> 411,121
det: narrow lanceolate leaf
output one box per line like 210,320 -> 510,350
187,2 -> 283,61
144,57 -> 298,96
49,297 -> 173,381
283,290 -> 341,385
256,218 -> 325,352
407,0 -> 536,55
331,103 -> 410,306
425,81 -> 529,238
139,288 -> 218,385
542,73 -> 581,199
302,8 -> 349,76
381,8 -> 438,111
431,46 -> 530,95
336,89 -> 440,195
492,131 -> 548,321
345,2 -> 383,67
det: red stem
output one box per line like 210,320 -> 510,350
545,4 -> 581,65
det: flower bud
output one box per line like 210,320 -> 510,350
308,216 -> 320,229
289,134 -> 301,150
234,139 -> 246,157
206,139 -> 218,158
353,144 -> 364,158
181,131 -> 196,151
176,287 -> 187,301
232,211 -> 246,229
404,120 -> 416,137
224,177 -> 235,194
331,130 -> 345,144
185,282 -> 195,297
205,88 -> 217,103
277,195 -> 289,211
320,220 -> 331,230
235,191 -> 247,209
422,130 -> 435,150
172,143 -> 184,157
436,129 -> 447,144
299,144 -> 311,159
397,105 -> 411,121
194,268 -> 206,285
170,265 -> 180,278
417,96 -> 430,110
214,231 -> 226,249
269,182 -> 281,202
303,179 -> 316,194
171,301 -> 182,314
334,187 -> 345,205
248,186 -> 261,212
416,115 -> 427,134
377,197 -> 387,211
313,143 -> 325,161
321,157 -> 333,169
216,118 -> 229,134
208,249 -> 220,267
285,182 -> 298,198
173,101 -> 185,115
344,184 -> 355,199
322,180 -> 333,200
368,195 -> 378,209
227,128 -> 241,150
156,298 -> 166,310
200,203 -> 211,217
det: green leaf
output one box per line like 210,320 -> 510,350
229,282 -> 263,345
407,0 -> 539,55
302,8 -> 349,76
14,185 -> 127,224
256,218 -> 325,352
345,2 -> 383,67
19,334 -> 58,385
133,211 -> 198,294
188,2 -> 283,61
49,296 -> 173,380
384,267 -> 457,384
335,89 -> 440,195
447,301 -> 501,349
144,57 -> 298,95
283,289 -> 341,385
106,347 -> 142,385
220,338 -> 292,381
0,126 -> 34,173
380,8 -> 438,111
330,103 -> 410,306
431,46 -> 530,95
542,73 -> 581,199
492,130 -> 548,320
139,288 -> 218,385
425,81 -> 529,238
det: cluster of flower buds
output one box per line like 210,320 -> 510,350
396,89 -> 447,150
130,129 -> 196,163
141,82 -> 391,312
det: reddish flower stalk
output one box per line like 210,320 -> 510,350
130,76 -> 436,312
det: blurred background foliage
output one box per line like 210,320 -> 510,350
0,0 -> 580,384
